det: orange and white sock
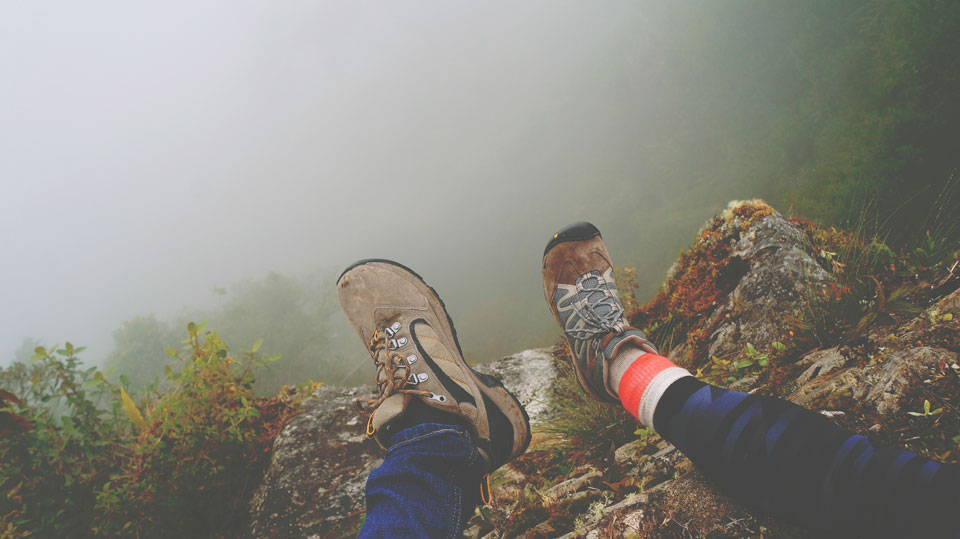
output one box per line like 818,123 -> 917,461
610,348 -> 692,430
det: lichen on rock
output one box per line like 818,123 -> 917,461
249,385 -> 381,538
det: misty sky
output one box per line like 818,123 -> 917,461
2,1 -> 776,368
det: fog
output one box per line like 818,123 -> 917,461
2,2 -> 797,374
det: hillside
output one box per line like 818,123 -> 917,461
250,201 -> 960,538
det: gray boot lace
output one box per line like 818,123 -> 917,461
565,270 -> 626,341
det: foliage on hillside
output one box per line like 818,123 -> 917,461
0,326 -> 315,538
779,0 -> 960,240
617,0 -> 960,306
104,271 -> 358,396
0,343 -> 125,537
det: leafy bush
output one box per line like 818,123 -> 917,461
0,325 -> 311,538
0,343 -> 127,537
94,323 -> 305,537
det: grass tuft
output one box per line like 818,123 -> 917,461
539,344 -> 636,454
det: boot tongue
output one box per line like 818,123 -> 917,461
372,393 -> 407,439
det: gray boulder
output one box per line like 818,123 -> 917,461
249,348 -> 561,538
249,385 -> 380,538
706,211 -> 833,362
471,347 -> 560,426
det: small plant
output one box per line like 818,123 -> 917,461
640,313 -> 684,357
633,426 -> 654,443
856,277 -> 921,332
912,231 -> 953,272
533,486 -> 557,507
788,208 -> 952,348
739,342 -> 769,369
0,322 -> 312,537
697,342 -> 776,385
908,399 -> 943,418
587,492 -> 613,521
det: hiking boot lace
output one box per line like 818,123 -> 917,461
564,270 -> 626,341
562,271 -> 628,367
355,323 -> 431,415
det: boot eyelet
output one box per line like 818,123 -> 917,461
406,354 -> 418,365
384,322 -> 402,338
428,393 -> 446,403
406,373 -> 428,385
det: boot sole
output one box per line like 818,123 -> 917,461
339,258 -> 532,462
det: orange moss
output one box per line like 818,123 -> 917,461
730,199 -> 776,226
631,201 -> 777,363
252,392 -> 303,457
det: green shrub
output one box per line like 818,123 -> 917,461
0,343 -> 127,537
0,325 -> 310,538
94,323 -> 302,537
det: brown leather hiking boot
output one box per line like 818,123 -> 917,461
542,222 -> 658,402
337,259 -> 530,473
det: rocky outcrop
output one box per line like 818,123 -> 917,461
790,345 -> 958,415
248,385 -> 381,538
250,202 -> 960,538
249,349 -> 562,538
472,348 -> 560,426
704,208 -> 833,363
652,201 -> 834,367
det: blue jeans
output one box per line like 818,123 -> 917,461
359,423 -> 485,538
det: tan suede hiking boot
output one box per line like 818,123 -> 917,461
337,259 -> 530,474
542,222 -> 658,402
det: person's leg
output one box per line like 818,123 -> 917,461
616,350 -> 960,537
543,222 -> 960,538
337,260 -> 531,537
359,422 -> 484,538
